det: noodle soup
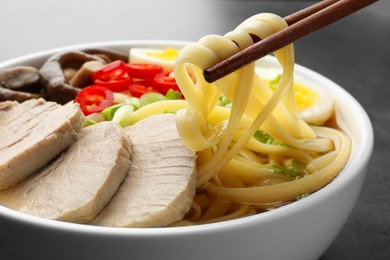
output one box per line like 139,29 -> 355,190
0,40 -> 373,260
0,13 -> 352,227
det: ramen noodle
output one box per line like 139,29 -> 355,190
168,13 -> 351,224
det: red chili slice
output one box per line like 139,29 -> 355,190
128,83 -> 157,98
153,71 -> 180,94
126,63 -> 163,79
92,60 -> 132,92
74,85 -> 114,115
94,78 -> 132,92
92,60 -> 126,81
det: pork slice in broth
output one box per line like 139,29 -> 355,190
0,98 -> 85,190
0,121 -> 132,223
92,114 -> 197,227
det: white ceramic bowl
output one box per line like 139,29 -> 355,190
0,41 -> 374,260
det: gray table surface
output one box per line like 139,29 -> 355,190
0,0 -> 389,259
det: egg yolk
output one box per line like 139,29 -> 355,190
266,78 -> 318,112
146,48 -> 179,61
294,82 -> 318,112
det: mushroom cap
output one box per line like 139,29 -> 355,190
0,66 -> 44,102
39,49 -> 128,104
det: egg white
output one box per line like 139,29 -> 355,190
295,79 -> 334,125
129,48 -> 177,71
256,67 -> 334,125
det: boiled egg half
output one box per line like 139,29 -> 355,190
129,47 -> 179,71
258,68 -> 334,125
293,79 -> 334,125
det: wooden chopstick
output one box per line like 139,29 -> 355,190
284,0 -> 339,25
203,0 -> 378,83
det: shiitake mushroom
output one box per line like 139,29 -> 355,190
0,66 -> 44,102
0,48 -> 128,104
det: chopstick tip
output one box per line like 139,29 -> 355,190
203,68 -> 213,83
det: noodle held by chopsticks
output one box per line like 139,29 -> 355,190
173,13 -> 351,223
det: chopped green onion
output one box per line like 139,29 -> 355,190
85,112 -> 105,124
102,103 -> 125,121
268,160 -> 307,178
140,92 -> 166,107
270,74 -> 281,90
165,89 -> 182,100
102,97 -> 142,122
125,97 -> 141,110
85,119 -> 97,126
113,92 -> 132,104
112,105 -> 134,128
218,94 -> 232,107
253,130 -> 274,144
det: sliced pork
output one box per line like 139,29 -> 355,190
0,98 -> 85,190
0,121 -> 132,223
92,114 -> 197,227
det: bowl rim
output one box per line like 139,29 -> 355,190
0,40 -> 374,237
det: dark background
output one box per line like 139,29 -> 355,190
0,1 -> 389,259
